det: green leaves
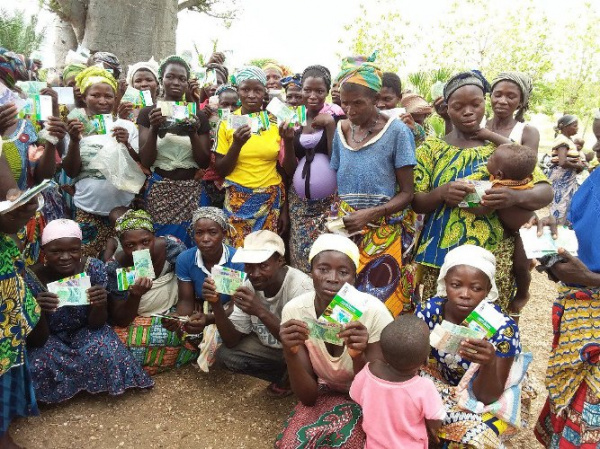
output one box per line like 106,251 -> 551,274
0,9 -> 46,56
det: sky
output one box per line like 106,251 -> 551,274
3,0 -> 596,74
3,0 -> 363,72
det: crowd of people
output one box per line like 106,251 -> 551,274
0,44 -> 599,449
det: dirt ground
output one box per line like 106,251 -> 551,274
10,270 -> 554,449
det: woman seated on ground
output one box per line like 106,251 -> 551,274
276,234 -> 393,448
26,219 -> 153,404
415,244 -> 529,449
175,207 -> 244,315
106,210 -> 197,374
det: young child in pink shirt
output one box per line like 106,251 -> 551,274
350,315 -> 446,449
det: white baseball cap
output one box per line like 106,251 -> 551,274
231,230 -> 285,264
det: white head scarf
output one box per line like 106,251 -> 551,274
126,57 -> 159,86
308,234 -> 360,269
436,244 -> 498,302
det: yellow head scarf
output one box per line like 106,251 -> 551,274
75,66 -> 117,94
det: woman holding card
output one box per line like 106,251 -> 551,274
277,234 -> 393,448
415,244 -> 529,448
137,55 -> 211,248
330,55 -> 417,317
62,66 -> 140,258
214,66 -> 297,247
288,65 -> 345,273
175,207 -> 243,314
105,209 -> 198,374
532,172 -> 600,447
25,219 -> 153,404
1,48 -> 68,265
413,71 -> 553,311
0,175 -> 47,449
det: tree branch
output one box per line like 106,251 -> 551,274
178,0 -> 200,11
178,0 -> 237,19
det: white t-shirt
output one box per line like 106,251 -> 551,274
73,119 -> 139,216
281,290 -> 393,392
228,267 -> 313,349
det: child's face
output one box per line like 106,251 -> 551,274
444,265 -> 491,318
486,151 -> 504,177
218,91 -> 239,111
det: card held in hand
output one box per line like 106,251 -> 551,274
211,265 -> 247,296
306,318 -> 344,346
133,249 -> 156,280
47,274 -> 91,307
116,267 -> 136,291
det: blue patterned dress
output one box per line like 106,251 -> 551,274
26,258 -> 153,403
415,296 -> 521,385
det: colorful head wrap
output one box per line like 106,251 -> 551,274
308,234 -> 360,269
62,63 -> 87,83
126,57 -> 159,86
400,94 -> 433,115
158,55 -> 191,80
436,244 -> 498,302
337,52 -> 382,93
89,52 -> 122,79
215,84 -> 237,97
75,66 -> 117,93
0,48 -> 29,88
115,210 -> 154,237
41,219 -> 83,246
443,71 -> 485,102
491,72 -> 533,120
281,74 -> 302,90
192,207 -> 229,231
232,66 -> 267,87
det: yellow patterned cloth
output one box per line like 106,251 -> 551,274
332,200 -> 415,316
0,234 -> 40,376
546,285 -> 600,415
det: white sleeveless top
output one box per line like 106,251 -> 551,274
509,122 -> 526,144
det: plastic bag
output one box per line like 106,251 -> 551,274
92,138 -> 146,193
196,301 -> 223,372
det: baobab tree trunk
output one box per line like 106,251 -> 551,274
52,0 -> 180,71
53,16 -> 78,69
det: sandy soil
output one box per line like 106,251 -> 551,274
10,270 -> 554,449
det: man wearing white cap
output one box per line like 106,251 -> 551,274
207,230 -> 313,395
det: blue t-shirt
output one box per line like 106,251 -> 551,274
330,117 -> 416,210
175,244 -> 244,304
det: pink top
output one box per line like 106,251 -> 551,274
350,363 -> 446,449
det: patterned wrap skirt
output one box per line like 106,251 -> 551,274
331,200 -> 417,316
113,315 -> 199,376
0,359 -> 39,435
223,181 -> 283,248
75,208 -> 114,259
275,387 -> 366,449
534,286 -> 600,448
288,186 -> 333,273
145,172 -> 203,248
